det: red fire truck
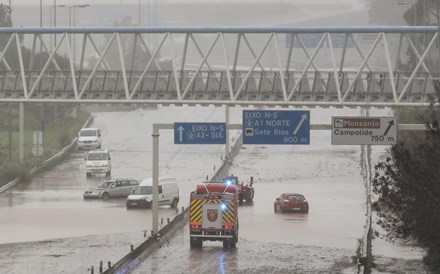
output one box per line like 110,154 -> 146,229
189,182 -> 239,248
223,175 -> 254,205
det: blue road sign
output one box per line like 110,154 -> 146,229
286,33 -> 354,48
243,110 -> 310,145
174,123 -> 226,144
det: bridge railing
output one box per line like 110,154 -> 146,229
0,26 -> 438,106
0,70 -> 436,106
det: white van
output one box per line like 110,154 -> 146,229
85,149 -> 111,177
126,177 -> 179,209
77,128 -> 102,150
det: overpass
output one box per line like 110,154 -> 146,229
0,26 -> 439,107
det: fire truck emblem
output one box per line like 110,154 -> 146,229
207,209 -> 218,222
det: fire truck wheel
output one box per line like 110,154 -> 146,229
230,239 -> 237,248
223,240 -> 230,248
190,238 -> 202,248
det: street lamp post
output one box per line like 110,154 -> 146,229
138,0 -> 142,26
50,4 -> 66,51
437,0 -> 440,72
40,0 -> 42,27
68,4 -> 90,66
54,0 -> 57,48
40,0 -> 43,54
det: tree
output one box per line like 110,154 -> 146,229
372,84 -> 440,272
0,3 -> 69,71
0,3 -> 12,44
366,0 -> 440,75
366,0 -> 407,25
87,15 -> 158,71
401,0 -> 439,71
0,3 -> 22,70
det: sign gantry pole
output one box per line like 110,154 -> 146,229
152,124 -> 160,234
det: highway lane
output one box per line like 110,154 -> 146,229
0,106 -> 236,243
133,126 -> 366,273
0,105 -> 240,273
0,106 -> 428,274
132,107 -> 428,274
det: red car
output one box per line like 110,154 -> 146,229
274,193 -> 309,213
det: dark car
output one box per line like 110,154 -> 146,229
274,193 -> 309,213
83,178 -> 140,201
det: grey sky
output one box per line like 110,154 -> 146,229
8,0 -> 360,6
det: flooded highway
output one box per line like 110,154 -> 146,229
0,106 -> 428,274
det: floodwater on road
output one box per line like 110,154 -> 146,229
133,109 -> 429,273
0,106 -> 430,274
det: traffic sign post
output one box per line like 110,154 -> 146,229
32,131 -> 44,156
331,116 -> 398,145
174,122 -> 226,144
243,110 -> 310,144
32,145 -> 44,157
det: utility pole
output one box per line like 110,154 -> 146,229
54,0 -> 57,48
437,0 -> 440,72
8,105 -> 12,161
40,0 -> 42,27
138,0 -> 141,26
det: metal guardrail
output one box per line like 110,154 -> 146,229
0,116 -> 93,194
101,209 -> 189,274
0,139 -> 77,194
0,177 -> 20,193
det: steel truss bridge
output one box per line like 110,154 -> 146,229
0,26 -> 439,107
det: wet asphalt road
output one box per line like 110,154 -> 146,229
0,106 -> 231,244
0,106 -> 428,274
133,130 -> 367,273
133,125 -> 428,273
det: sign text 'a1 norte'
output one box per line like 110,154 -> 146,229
243,110 -> 310,145
331,116 -> 398,145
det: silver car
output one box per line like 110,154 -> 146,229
83,178 -> 140,201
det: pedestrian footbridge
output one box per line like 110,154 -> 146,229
0,26 -> 439,107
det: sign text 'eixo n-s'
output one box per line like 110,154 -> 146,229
174,122 -> 226,144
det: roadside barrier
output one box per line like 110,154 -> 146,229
102,207 -> 189,274
100,133 -> 243,274
0,116 -> 93,194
